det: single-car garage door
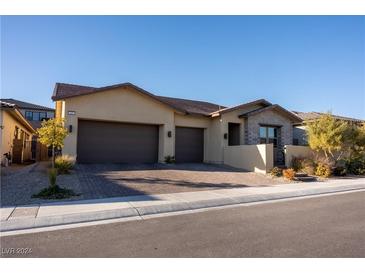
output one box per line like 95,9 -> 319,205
77,120 -> 159,163
175,127 -> 204,163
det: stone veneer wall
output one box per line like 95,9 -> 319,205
244,109 -> 293,146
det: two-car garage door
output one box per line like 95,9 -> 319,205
77,120 -> 204,164
77,120 -> 159,164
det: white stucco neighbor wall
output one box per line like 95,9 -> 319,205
284,145 -> 313,167
223,144 -> 273,174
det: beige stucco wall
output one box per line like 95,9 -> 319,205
223,144 -> 273,174
284,145 -> 313,167
1,110 -> 33,160
61,87 -> 177,162
205,104 -> 264,164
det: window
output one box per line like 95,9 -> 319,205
25,111 -> 33,120
39,112 -> 47,120
259,126 -> 278,147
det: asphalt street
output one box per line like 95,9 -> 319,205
1,191 -> 364,257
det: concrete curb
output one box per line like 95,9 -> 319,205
1,182 -> 365,233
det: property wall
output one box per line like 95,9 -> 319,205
284,145 -> 313,167
223,144 -> 273,174
0,110 -> 33,161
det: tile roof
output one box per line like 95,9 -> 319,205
52,82 -> 225,116
0,98 -> 54,111
292,111 -> 364,123
0,100 -> 36,133
1,100 -> 16,108
239,104 -> 303,122
156,96 -> 225,116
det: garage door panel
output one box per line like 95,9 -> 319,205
175,127 -> 204,163
77,120 -> 158,163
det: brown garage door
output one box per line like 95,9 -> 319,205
175,127 -> 204,163
77,120 -> 159,164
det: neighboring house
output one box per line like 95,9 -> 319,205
0,98 -> 55,161
0,101 -> 36,164
292,111 -> 365,146
0,98 -> 55,130
52,82 -> 302,173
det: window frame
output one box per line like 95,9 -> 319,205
259,125 -> 279,147
25,111 -> 33,120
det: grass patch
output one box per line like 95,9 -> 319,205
32,185 -> 79,199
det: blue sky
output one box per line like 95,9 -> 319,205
1,16 -> 364,118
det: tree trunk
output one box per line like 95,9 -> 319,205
52,145 -> 55,169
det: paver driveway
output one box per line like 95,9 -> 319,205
76,163 -> 285,199
1,163 -> 285,206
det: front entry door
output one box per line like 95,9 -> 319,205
259,126 -> 284,166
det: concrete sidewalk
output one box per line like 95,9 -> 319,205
1,178 -> 365,233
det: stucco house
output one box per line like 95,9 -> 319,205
52,82 -> 302,173
0,101 -> 36,164
0,98 -> 55,130
1,98 -> 55,161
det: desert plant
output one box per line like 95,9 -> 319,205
164,155 -> 176,164
283,168 -> 295,181
301,159 -> 316,175
270,167 -> 283,177
32,168 -> 78,200
55,155 -> 75,174
291,157 -> 304,172
305,113 -> 348,161
345,156 -> 365,175
315,162 -> 332,178
333,166 -> 347,176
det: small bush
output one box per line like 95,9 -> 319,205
164,155 -> 176,164
55,155 -> 75,174
345,156 -> 365,175
270,167 -> 283,177
48,168 -> 57,188
333,166 -> 347,176
291,157 -> 304,172
315,162 -> 332,178
32,185 -> 78,199
301,159 -> 316,175
283,168 -> 295,181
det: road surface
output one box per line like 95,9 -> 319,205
1,191 -> 364,257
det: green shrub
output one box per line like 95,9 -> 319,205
55,155 -> 75,174
48,168 -> 57,188
301,159 -> 316,175
333,166 -> 347,176
315,162 -> 332,178
164,155 -> 176,164
283,168 -> 295,181
345,156 -> 365,175
291,157 -> 304,172
32,185 -> 78,199
270,167 -> 283,177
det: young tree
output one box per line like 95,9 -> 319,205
305,113 -> 348,161
37,118 -> 68,168
343,122 -> 365,159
